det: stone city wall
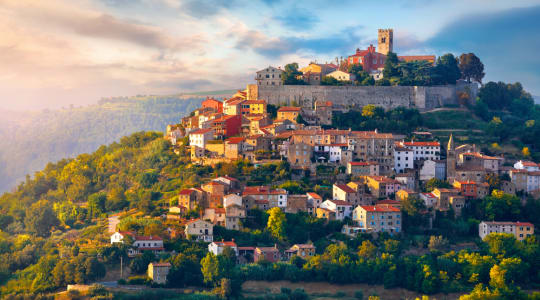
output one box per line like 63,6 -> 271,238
254,83 -> 477,111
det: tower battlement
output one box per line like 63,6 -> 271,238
377,29 -> 393,55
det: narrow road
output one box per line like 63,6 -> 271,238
108,216 -> 119,233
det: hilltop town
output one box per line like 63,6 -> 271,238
1,29 -> 540,300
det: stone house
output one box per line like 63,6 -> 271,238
352,205 -> 402,234
185,219 -> 213,242
147,262 -> 171,284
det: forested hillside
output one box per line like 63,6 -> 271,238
0,93 -> 230,193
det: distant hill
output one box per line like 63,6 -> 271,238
0,91 -> 235,193
534,95 -> 540,104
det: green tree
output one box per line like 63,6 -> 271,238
201,252 -> 220,286
459,53 -> 485,83
296,114 -> 308,125
267,207 -> 286,240
53,201 -> 80,227
362,105 -> 377,118
425,178 -> 451,192
282,63 -> 305,85
382,52 -> 400,79
88,192 -> 106,218
321,76 -> 342,86
357,240 -> 377,259
24,200 -> 60,237
482,191 -> 521,221
434,53 -> 461,85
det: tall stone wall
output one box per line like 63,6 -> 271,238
256,83 -> 477,111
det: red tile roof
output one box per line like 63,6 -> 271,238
360,205 -> 400,212
377,199 -> 401,205
327,199 -> 352,206
398,55 -> 436,62
179,189 -> 195,195
334,184 -> 356,193
519,161 -> 538,167
243,100 -> 266,104
190,128 -> 213,135
135,235 -> 163,241
349,161 -> 378,166
278,107 -> 301,112
214,240 -> 237,247
306,192 -> 322,199
403,141 -> 440,147
461,152 -> 503,160
226,137 -> 245,144
150,262 -> 171,267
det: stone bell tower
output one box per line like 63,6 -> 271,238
378,29 -> 393,55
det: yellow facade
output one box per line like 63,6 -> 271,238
300,63 -> 323,74
516,224 -> 534,241
248,102 -> 266,114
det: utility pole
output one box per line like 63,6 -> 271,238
120,256 -> 123,279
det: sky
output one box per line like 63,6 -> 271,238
0,0 -> 539,111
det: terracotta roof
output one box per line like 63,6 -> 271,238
403,141 -> 440,147
204,181 -> 225,186
518,161 -> 538,167
278,107 -> 301,112
292,244 -> 315,249
221,175 -> 239,181
483,221 -> 534,227
461,152 -> 503,160
186,218 -> 210,225
190,128 -> 213,135
377,199 -> 401,205
226,99 -> 245,105
213,240 -> 237,247
349,161 -> 378,166
226,137 -> 245,144
359,205 -> 400,212
334,184 -> 356,193
398,55 -> 436,62
202,98 -> 222,103
306,192 -> 322,199
367,176 -> 400,184
179,189 -> 195,195
256,246 -> 278,252
455,180 -> 476,185
421,192 -> 436,198
238,246 -> 255,250
135,235 -> 163,241
327,200 -> 352,206
150,262 -> 171,267
243,100 -> 266,104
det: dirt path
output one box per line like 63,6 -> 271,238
242,280 -> 463,300
108,216 -> 119,233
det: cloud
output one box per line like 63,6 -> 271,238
2,0 -> 204,51
274,9 -> 319,30
424,5 -> 540,93
180,0 -> 237,18
233,25 -> 363,58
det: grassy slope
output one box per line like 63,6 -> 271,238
422,108 -> 521,158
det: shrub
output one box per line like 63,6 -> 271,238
355,290 -> 364,299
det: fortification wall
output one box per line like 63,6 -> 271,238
256,84 -> 477,111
